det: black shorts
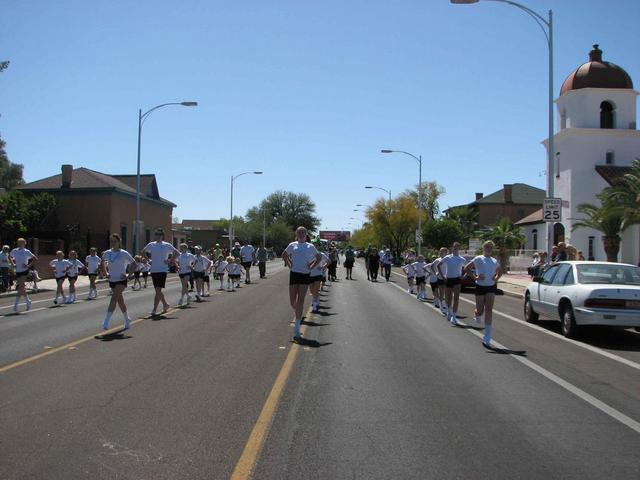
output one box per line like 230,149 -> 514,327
88,273 -> 98,278
430,282 -> 439,290
445,277 -> 461,287
179,272 -> 191,279
16,270 -> 29,278
142,271 -> 149,278
204,275 -> 210,282
437,278 -> 445,286
134,272 -> 141,278
151,272 -> 167,288
415,276 -> 426,285
310,275 -> 323,283
216,272 -> 225,278
241,262 -> 252,269
289,271 -> 311,285
109,280 -> 128,289
344,258 -> 354,268
67,275 -> 78,281
193,271 -> 205,279
475,284 -> 497,296
55,276 -> 66,283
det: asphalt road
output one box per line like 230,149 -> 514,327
1,260 -> 639,479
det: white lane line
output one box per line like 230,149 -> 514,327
390,270 -> 640,372
386,279 -> 640,435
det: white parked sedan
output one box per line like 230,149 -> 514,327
524,261 -> 640,338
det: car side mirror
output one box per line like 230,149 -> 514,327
533,276 -> 543,283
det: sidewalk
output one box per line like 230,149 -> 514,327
0,275 -> 108,299
498,272 -> 531,298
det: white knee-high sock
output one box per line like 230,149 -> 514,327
294,319 -> 302,337
483,325 -> 493,345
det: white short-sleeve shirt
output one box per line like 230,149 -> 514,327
285,241 -> 318,274
0,252 -> 10,268
310,252 -> 329,276
50,259 -> 71,278
472,255 -> 499,286
177,252 -> 196,274
143,241 -> 178,273
440,254 -> 467,279
240,245 -> 255,263
193,255 -> 211,273
102,249 -> 135,281
67,259 -> 84,277
216,260 -> 228,273
85,255 -> 102,274
10,248 -> 35,273
411,261 -> 427,278
403,264 -> 416,278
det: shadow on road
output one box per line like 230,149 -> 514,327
94,330 -> 132,341
302,320 -> 331,327
291,338 -> 332,348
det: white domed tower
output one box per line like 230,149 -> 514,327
543,44 -> 639,263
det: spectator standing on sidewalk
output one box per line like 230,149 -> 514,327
0,245 -> 11,293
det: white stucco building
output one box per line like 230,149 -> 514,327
518,45 -> 639,264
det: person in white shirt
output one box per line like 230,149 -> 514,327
425,257 -> 440,308
411,255 -> 428,300
0,245 -> 11,293
141,257 -> 150,288
101,234 -> 135,330
432,247 -> 448,315
66,250 -> 84,304
232,258 -> 244,288
142,229 -> 179,315
402,261 -> 416,295
282,227 -> 321,343
10,238 -> 37,312
177,244 -> 196,306
464,241 -> 502,347
309,243 -> 329,313
214,255 -> 228,291
50,250 -> 71,305
192,246 -> 211,300
437,242 -> 468,325
239,242 -> 256,284
202,252 -> 212,296
224,257 -> 241,291
85,247 -> 102,299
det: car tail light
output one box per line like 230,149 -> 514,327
584,298 -> 626,309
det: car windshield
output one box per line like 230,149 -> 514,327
576,264 -> 640,285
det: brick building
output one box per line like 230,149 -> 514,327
18,164 -> 175,261
446,183 -> 545,231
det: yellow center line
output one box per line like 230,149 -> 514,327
0,308 -> 177,374
230,306 -> 312,480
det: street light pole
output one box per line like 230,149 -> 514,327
451,0 -> 554,253
229,171 -> 263,251
364,185 -> 392,202
135,101 -> 197,254
381,149 -> 423,255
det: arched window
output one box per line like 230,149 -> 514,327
600,101 -> 615,129
532,229 -> 538,251
553,223 -> 565,245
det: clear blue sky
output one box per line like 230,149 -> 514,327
2,0 -> 638,231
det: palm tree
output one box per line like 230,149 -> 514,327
445,205 -> 478,243
479,217 -> 525,271
572,198 -> 628,262
601,158 -> 640,231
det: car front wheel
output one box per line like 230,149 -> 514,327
524,294 -> 539,323
561,306 -> 580,338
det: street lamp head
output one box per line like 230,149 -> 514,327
254,171 -> 263,174
180,101 -> 198,106
450,0 -> 479,4
364,186 -> 373,189
380,149 -> 393,153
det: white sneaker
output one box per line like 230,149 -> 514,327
25,299 -> 31,311
123,318 -> 131,330
102,319 -> 109,330
13,304 -> 18,313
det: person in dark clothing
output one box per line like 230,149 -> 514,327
368,248 -> 380,282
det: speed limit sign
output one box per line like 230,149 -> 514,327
543,198 -> 562,222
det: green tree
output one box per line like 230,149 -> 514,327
445,205 -> 478,243
479,217 -> 525,271
367,193 -> 418,259
601,158 -> 640,231
0,191 -> 56,243
424,218 -> 464,250
572,198 -> 631,263
251,190 -> 320,232
0,60 -> 24,191
406,181 -> 445,221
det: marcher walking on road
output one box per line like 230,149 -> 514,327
426,257 -> 440,308
464,241 -> 502,347
101,234 -> 135,330
143,229 -> 179,316
50,250 -> 71,305
240,241 -> 256,284
403,260 -> 416,294
309,241 -> 329,313
85,247 -> 102,299
367,247 -> 380,282
412,255 -> 428,299
328,243 -> 340,281
437,242 -> 467,325
343,245 -> 355,280
282,226 -> 321,343
10,239 -> 37,312
0,245 -> 11,293
256,245 -> 268,278
381,248 -> 393,282
177,243 -> 196,306
66,250 -> 84,304
215,255 -> 228,290
433,248 -> 448,315
192,246 -> 211,301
